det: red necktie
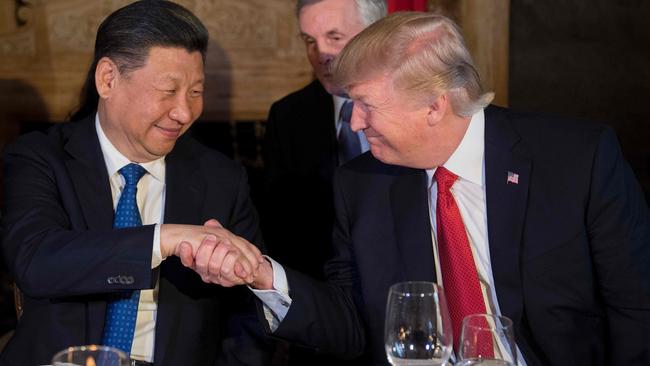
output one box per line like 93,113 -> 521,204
435,167 -> 493,356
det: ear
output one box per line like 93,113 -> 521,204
425,93 -> 448,126
95,57 -> 120,99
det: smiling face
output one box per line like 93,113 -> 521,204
299,0 -> 366,95
96,46 -> 204,162
348,74 -> 431,167
348,73 -> 465,169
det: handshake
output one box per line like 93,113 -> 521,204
159,219 -> 273,289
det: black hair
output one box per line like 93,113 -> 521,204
69,0 -> 209,121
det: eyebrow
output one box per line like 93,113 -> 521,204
300,28 -> 344,38
299,32 -> 312,38
157,75 -> 205,86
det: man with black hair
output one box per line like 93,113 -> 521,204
0,2 -> 271,365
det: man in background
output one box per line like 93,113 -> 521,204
262,0 -> 386,284
260,1 -> 386,364
0,2 -> 268,365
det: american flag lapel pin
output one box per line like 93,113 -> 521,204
507,171 -> 519,184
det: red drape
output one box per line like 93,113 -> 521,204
387,0 -> 428,12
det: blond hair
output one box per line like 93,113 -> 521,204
332,12 -> 493,117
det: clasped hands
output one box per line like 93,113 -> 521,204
160,220 -> 273,289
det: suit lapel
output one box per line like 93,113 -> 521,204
63,116 -> 114,342
390,169 -> 437,282
484,106 -> 531,347
63,117 -> 114,231
154,137 -> 205,363
161,138 -> 205,225
311,80 -> 338,171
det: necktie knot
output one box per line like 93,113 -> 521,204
434,166 -> 458,192
338,100 -> 362,165
340,100 -> 353,124
119,163 -> 146,187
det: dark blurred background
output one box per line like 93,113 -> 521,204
509,0 -> 649,201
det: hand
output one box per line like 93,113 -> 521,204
189,232 -> 274,289
197,220 -> 274,290
161,221 -> 264,286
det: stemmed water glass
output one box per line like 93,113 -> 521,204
384,281 -> 453,365
51,345 -> 129,366
456,314 -> 517,366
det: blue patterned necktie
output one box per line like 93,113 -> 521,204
338,100 -> 362,165
101,163 -> 147,354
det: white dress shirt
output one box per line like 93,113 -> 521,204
426,109 -> 527,365
97,114 -> 288,357
96,115 -> 164,362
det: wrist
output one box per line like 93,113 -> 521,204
159,224 -> 177,258
251,259 -> 274,290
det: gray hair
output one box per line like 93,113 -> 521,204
296,0 -> 387,26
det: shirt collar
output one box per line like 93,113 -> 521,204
95,113 -> 165,182
426,109 -> 485,188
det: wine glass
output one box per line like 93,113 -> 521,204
456,314 -> 517,366
51,345 -> 129,366
385,281 -> 453,365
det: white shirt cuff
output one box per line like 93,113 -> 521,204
151,224 -> 163,269
250,256 -> 292,331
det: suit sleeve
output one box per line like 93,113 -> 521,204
586,127 -> 650,363
264,170 -> 366,359
1,138 -> 155,299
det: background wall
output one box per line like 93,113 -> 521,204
0,0 -> 312,121
510,0 -> 650,200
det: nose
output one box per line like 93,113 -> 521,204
315,40 -> 335,65
170,95 -> 193,125
349,103 -> 367,132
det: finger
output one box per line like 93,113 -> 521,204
210,248 -> 246,286
216,277 -> 237,288
234,262 -> 254,284
203,218 -> 223,228
230,245 -> 254,279
211,234 -> 255,277
194,235 -> 218,279
178,241 -> 195,268
230,235 -> 263,272
207,241 -> 233,283
219,251 -> 240,282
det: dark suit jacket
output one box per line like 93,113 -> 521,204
262,81 -> 362,364
0,116 -> 268,366
262,79 -> 338,281
270,105 -> 650,365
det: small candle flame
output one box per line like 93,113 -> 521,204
85,356 -> 96,366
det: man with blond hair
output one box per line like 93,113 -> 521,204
194,12 -> 650,365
